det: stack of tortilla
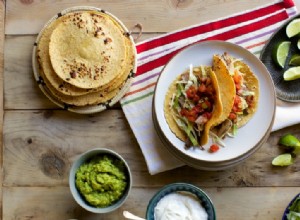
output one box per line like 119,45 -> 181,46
35,9 -> 136,109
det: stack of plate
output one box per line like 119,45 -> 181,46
32,6 -> 137,114
152,41 -> 276,170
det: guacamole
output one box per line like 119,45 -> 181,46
75,154 -> 128,208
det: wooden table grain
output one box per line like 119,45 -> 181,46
2,0 -> 300,219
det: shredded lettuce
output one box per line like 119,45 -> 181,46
174,117 -> 199,146
287,197 -> 300,220
210,131 -> 227,148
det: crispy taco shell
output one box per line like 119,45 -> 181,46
212,55 -> 236,126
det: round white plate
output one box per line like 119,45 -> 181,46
153,40 -> 276,163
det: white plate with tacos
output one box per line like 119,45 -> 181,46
153,40 -> 276,164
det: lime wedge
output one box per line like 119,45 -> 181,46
272,153 -> 294,166
289,54 -> 300,66
286,18 -> 300,38
279,134 -> 300,147
272,41 -> 291,68
283,66 -> 300,81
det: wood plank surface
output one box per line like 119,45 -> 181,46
3,0 -> 300,220
6,0 -> 271,35
0,0 -> 4,218
3,110 -> 300,187
3,186 -> 300,219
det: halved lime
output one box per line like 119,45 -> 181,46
283,66 -> 300,81
272,41 -> 291,68
289,54 -> 300,66
279,134 -> 300,147
272,153 -> 294,166
286,18 -> 300,38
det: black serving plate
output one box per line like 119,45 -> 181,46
260,13 -> 300,102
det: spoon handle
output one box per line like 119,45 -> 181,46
123,211 -> 146,220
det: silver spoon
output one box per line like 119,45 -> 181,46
123,211 -> 146,220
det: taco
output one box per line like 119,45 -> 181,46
164,65 -> 223,148
211,52 -> 259,138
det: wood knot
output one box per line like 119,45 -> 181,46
43,110 -> 54,119
20,0 -> 34,4
170,0 -> 192,9
39,152 -> 66,179
27,138 -> 33,144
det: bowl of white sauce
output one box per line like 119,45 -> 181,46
146,183 -> 216,220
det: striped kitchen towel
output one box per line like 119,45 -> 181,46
120,0 -> 298,175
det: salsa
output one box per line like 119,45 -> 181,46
75,154 -> 128,208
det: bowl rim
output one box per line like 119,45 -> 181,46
146,182 -> 216,220
69,148 -> 132,213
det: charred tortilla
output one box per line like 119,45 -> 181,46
49,11 -> 127,89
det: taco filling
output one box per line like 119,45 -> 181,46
164,64 -> 222,149
212,52 -> 259,139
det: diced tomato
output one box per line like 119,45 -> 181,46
192,105 -> 202,113
233,72 -> 242,92
229,112 -> 237,120
235,83 -> 241,91
209,144 -> 220,153
198,84 -> 206,93
232,95 -> 242,113
233,72 -> 242,84
206,85 -> 214,94
180,108 -> 197,122
193,94 -> 200,102
234,95 -> 241,105
202,112 -> 212,120
186,86 -> 197,99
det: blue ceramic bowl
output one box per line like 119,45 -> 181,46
146,183 -> 216,220
69,148 -> 132,213
282,193 -> 300,220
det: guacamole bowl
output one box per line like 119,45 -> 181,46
69,148 -> 132,213
146,183 -> 216,220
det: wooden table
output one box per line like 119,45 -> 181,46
2,0 -> 300,219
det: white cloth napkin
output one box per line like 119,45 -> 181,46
121,0 -> 298,175
273,100 -> 300,131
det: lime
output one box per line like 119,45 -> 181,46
289,54 -> 300,66
279,134 -> 300,147
283,66 -> 300,81
298,39 -> 300,50
286,18 -> 300,38
272,41 -> 291,68
272,153 -> 294,166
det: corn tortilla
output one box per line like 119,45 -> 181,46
49,11 -> 127,89
212,55 -> 235,126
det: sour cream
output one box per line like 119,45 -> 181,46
154,191 -> 208,220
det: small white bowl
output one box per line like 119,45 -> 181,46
146,183 -> 216,220
69,148 -> 132,213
